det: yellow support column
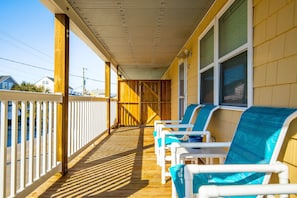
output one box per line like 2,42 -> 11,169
54,14 -> 69,175
105,62 -> 111,134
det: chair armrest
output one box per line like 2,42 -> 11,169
171,141 -> 231,148
170,142 -> 231,166
154,120 -> 181,130
161,124 -> 193,129
156,124 -> 194,138
163,130 -> 210,136
184,162 -> 289,198
198,184 -> 297,198
185,162 -> 288,175
154,120 -> 181,125
161,131 -> 211,144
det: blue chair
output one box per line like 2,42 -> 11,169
170,106 -> 297,198
159,105 -> 219,184
154,104 -> 200,163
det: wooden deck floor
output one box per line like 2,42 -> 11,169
28,127 -> 172,197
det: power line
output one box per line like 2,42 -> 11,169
0,57 -> 53,72
0,30 -> 53,61
0,57 -> 116,84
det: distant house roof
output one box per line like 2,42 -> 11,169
47,76 -> 54,82
0,75 -> 18,84
0,75 -> 19,90
35,76 -> 54,83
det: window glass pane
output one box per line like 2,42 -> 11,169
219,0 -> 247,57
220,51 -> 247,106
200,68 -> 214,104
200,27 -> 214,69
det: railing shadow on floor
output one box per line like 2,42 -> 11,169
37,127 -> 154,197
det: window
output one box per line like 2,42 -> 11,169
200,68 -> 214,104
3,82 -> 8,89
199,26 -> 214,104
200,27 -> 214,69
220,52 -> 247,106
219,0 -> 247,57
199,0 -> 251,107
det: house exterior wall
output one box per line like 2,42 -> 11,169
162,0 -> 297,185
35,77 -> 54,93
0,76 -> 17,90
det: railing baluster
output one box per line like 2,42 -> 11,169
68,101 -> 72,157
42,102 -> 47,175
73,101 -> 78,153
10,100 -> 18,197
36,101 -> 41,178
53,101 -> 57,166
0,101 -> 8,197
78,102 -> 82,149
20,101 -> 27,190
28,101 -> 35,184
48,102 -> 53,170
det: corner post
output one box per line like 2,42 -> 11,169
105,62 -> 111,134
54,14 -> 69,175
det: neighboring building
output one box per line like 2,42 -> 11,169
0,75 -> 18,90
35,76 -> 78,95
35,76 -> 54,93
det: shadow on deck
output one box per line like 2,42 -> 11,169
29,127 -> 172,197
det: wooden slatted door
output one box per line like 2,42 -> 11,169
140,81 -> 160,126
118,80 -> 140,126
118,80 -> 171,126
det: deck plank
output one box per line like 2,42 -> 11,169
28,127 -> 172,197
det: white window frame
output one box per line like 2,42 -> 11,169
178,58 -> 188,119
198,0 -> 253,109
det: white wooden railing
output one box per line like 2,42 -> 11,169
68,96 -> 109,159
0,90 -> 117,198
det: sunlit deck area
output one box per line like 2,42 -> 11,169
29,127 -> 172,197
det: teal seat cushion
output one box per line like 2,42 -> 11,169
157,136 -> 184,147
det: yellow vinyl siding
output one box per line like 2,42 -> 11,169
253,0 -> 297,188
162,61 -> 179,120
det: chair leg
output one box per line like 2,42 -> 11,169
161,148 -> 166,184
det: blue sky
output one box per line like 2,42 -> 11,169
0,0 -> 116,93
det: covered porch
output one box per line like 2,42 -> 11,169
1,0 -> 297,197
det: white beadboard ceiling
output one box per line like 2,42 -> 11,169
41,0 -> 214,79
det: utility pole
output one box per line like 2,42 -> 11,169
82,67 -> 87,95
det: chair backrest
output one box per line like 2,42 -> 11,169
192,105 -> 219,131
188,105 -> 219,142
225,106 -> 297,184
179,104 -> 200,131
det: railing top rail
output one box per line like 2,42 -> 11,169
69,95 -> 117,102
0,90 -> 63,102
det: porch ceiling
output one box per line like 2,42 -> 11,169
41,0 -> 214,79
